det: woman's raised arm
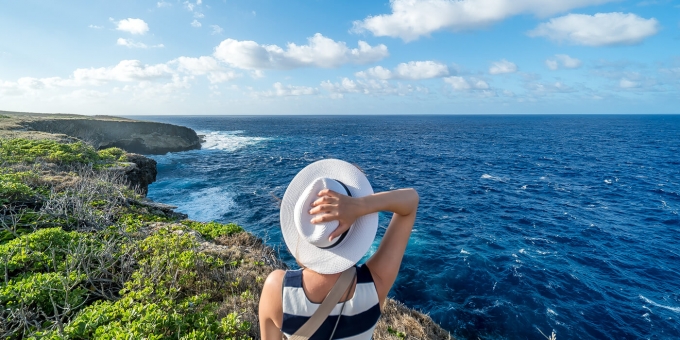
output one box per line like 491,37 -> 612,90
310,188 -> 419,306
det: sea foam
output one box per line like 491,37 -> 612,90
199,130 -> 269,152
177,186 -> 236,222
639,295 -> 680,313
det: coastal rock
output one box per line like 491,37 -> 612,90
25,119 -> 201,154
122,154 -> 158,195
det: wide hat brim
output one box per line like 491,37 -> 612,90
280,159 -> 378,274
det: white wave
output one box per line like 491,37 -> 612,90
639,295 -> 680,313
199,130 -> 269,152
481,174 -> 503,181
177,186 -> 235,222
604,179 -> 613,184
460,249 -> 470,254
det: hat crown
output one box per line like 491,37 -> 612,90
294,178 -> 347,249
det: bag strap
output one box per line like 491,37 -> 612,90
288,266 -> 357,340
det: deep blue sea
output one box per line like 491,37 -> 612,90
134,115 -> 680,340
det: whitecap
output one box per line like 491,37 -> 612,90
199,130 -> 269,152
639,295 -> 680,313
481,174 -> 503,181
460,249 -> 470,254
176,186 -> 236,222
604,179 -> 612,184
547,308 -> 558,316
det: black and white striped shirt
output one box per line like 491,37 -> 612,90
281,264 -> 381,339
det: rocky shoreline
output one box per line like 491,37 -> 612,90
0,111 -> 453,339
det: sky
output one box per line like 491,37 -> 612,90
1,0 -> 679,115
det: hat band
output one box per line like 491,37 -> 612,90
317,180 -> 351,250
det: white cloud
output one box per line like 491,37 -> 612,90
157,1 -> 171,8
352,0 -> 616,42
546,54 -> 582,70
74,60 -> 173,83
206,72 -> 239,84
546,59 -> 559,71
528,13 -> 660,46
620,78 -> 640,88
174,56 -> 221,74
321,78 -> 423,97
0,60 -> 174,96
489,59 -> 517,74
117,38 -> 164,49
444,76 -> 489,90
116,18 -> 149,35
191,20 -> 202,28
194,12 -> 205,18
172,56 -> 240,83
211,25 -> 224,35
89,25 -> 103,29
526,81 -> 577,94
357,61 -> 449,80
213,33 -> 389,70
256,82 -> 318,97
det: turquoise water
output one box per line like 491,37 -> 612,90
137,115 -> 680,339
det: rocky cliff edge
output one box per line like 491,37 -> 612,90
0,110 -> 201,155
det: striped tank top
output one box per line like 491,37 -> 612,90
281,264 -> 381,340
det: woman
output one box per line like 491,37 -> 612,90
259,159 -> 419,339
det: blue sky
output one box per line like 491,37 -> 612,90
1,0 -> 679,115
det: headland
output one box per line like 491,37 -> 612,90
0,110 -> 201,155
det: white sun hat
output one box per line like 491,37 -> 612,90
280,159 -> 379,274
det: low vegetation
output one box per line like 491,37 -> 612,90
1,138 -> 452,339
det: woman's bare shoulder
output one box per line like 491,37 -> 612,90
264,269 -> 286,290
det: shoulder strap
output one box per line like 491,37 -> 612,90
288,266 -> 357,340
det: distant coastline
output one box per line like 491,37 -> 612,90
0,110 -> 201,154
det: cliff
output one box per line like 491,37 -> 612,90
1,126 -> 452,339
0,110 -> 201,154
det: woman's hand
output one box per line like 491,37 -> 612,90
309,189 -> 364,242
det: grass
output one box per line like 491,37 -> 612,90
1,137 -> 453,339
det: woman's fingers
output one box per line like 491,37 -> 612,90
308,204 -> 334,215
317,189 -> 338,197
310,213 -> 338,224
311,195 -> 337,207
329,223 -> 350,241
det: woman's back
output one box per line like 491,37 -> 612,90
281,264 -> 381,339
258,160 -> 419,339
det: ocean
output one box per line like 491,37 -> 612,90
134,115 -> 680,340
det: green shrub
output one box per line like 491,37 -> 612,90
181,220 -> 243,240
0,171 -> 43,204
34,227 -> 252,339
97,147 -> 127,162
122,228 -> 225,300
118,212 -> 174,232
0,228 -> 85,276
0,139 -> 127,168
0,271 -> 88,316
46,295 -> 251,339
0,209 -> 75,244
0,139 -> 98,164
